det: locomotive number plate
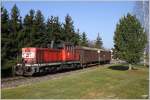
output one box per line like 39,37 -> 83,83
22,52 -> 35,58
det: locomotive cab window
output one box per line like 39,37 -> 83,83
55,41 -> 64,49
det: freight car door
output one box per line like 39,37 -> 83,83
80,49 -> 84,64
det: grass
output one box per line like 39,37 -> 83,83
1,64 -> 149,99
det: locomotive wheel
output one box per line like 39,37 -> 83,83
15,65 -> 23,76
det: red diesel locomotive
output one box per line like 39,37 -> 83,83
15,42 -> 111,76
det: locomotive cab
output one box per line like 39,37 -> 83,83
61,42 -> 79,62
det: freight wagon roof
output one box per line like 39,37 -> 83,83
76,46 -> 109,52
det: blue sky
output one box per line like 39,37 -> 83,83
2,1 -> 135,49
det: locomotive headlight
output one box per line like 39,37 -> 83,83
97,50 -> 100,53
97,50 -> 101,65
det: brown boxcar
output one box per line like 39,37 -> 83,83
100,50 -> 111,63
76,46 -> 111,65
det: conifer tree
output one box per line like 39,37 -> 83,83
46,16 -> 62,47
74,29 -> 81,45
63,14 -> 81,45
1,7 -> 9,34
95,33 -> 103,49
114,13 -> 147,69
23,14 -> 30,32
52,16 -> 62,42
1,7 -> 10,70
10,4 -> 21,33
22,9 -> 35,47
2,5 -> 22,76
81,32 -> 88,46
32,10 -> 45,47
9,4 -> 21,59
63,14 -> 75,42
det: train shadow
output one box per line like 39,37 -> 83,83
108,65 -> 129,71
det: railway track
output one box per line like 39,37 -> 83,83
1,76 -> 26,82
1,76 -> 33,89
1,64 -> 111,89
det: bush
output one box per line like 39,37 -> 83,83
1,59 -> 17,78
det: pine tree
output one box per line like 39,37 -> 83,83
74,29 -> 81,45
23,14 -> 30,32
32,10 -> 46,47
9,4 -> 21,60
29,9 -> 35,28
21,9 -> 35,47
46,16 -> 54,42
18,14 -> 29,48
2,5 -> 22,76
1,7 -> 10,70
63,14 -> 81,45
114,13 -> 147,69
46,16 -> 63,47
23,9 -> 35,33
28,9 -> 35,46
95,33 -> 103,48
81,32 -> 88,46
1,7 -> 9,34
9,4 -> 21,50
10,4 -> 21,33
33,10 -> 45,32
52,16 -> 62,42
19,17 -> 23,30
63,14 -> 75,42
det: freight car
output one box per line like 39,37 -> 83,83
15,42 -> 111,76
76,46 -> 111,67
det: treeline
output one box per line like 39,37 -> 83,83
1,4 -> 103,77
